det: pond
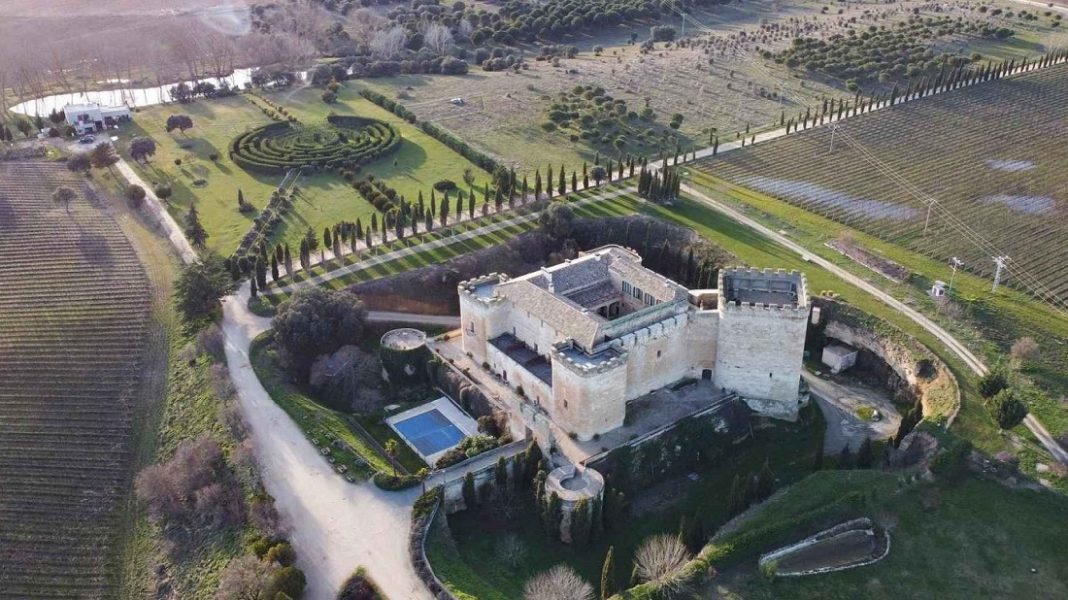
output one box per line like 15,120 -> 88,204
10,68 -> 307,117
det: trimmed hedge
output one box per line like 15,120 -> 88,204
229,116 -> 400,176
373,471 -> 421,491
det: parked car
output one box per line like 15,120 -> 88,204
78,135 -> 95,144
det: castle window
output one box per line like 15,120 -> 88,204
632,286 -> 643,299
644,292 -> 654,305
622,281 -> 632,295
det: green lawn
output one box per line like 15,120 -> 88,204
254,187 -> 637,311
429,407 -> 825,599
119,84 -> 491,256
707,473 -> 1068,599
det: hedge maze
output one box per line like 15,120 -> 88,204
229,115 -> 401,175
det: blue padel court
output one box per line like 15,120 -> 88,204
392,409 -> 464,456
386,396 -> 480,463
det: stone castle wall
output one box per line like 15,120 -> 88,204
551,359 -> 627,440
714,305 -> 809,419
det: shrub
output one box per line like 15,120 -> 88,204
523,564 -> 593,600
265,541 -> 296,566
125,184 -> 146,208
338,566 -> 386,600
978,366 -> 1010,398
432,179 -> 457,191
988,388 -> 1029,429
373,472 -> 421,491
153,182 -> 172,201
268,565 -> 306,599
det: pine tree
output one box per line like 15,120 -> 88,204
600,546 -> 616,600
184,203 -> 208,248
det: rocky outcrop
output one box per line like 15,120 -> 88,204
813,299 -> 960,425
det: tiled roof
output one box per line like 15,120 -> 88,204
494,245 -> 689,350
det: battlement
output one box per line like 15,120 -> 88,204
458,273 -> 508,304
718,267 -> 808,313
552,339 -> 628,376
610,312 -> 689,350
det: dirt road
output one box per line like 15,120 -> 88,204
221,283 -> 434,600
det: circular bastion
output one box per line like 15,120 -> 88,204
379,328 -> 431,383
546,465 -> 605,543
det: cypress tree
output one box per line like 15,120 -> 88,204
571,171 -> 578,193
557,164 -> 566,195
456,190 -> 464,220
856,437 -> 874,469
495,456 -> 508,490
270,255 -> 279,281
756,458 -> 774,500
590,497 -> 603,541
728,474 -> 742,516
571,498 -> 590,547
546,165 -> 554,198
249,273 -> 258,298
535,169 -> 543,200
600,546 -> 616,600
838,444 -> 853,470
462,472 -> 477,509
469,191 -> 475,218
283,244 -> 292,275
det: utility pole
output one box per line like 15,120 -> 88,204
992,256 -> 1009,292
948,257 -> 963,295
828,123 -> 840,153
922,200 -> 935,236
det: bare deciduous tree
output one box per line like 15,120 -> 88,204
522,564 -> 594,600
633,534 -> 691,589
423,23 -> 455,55
370,27 -> 407,59
1010,337 -> 1040,366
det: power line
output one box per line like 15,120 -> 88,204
830,126 -> 1068,314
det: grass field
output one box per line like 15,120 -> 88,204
358,0 -> 1065,173
703,472 -> 1068,599
429,406 -> 825,600
0,162 -> 152,598
119,83 -> 491,256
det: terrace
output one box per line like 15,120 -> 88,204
489,333 -> 552,384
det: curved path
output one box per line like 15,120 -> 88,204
222,283 -> 434,600
680,182 -> 1068,464
114,157 -> 199,264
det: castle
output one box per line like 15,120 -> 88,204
458,246 -> 810,441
